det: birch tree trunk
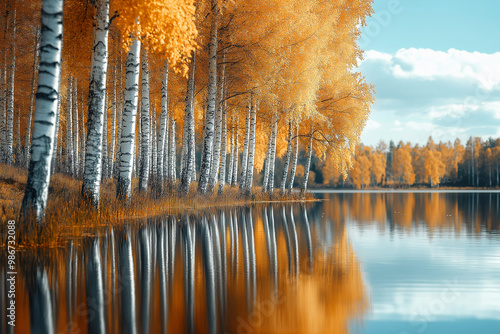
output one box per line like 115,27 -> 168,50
163,110 -> 169,181
25,28 -> 41,168
287,124 -> 299,192
245,102 -> 257,192
82,0 -> 109,206
301,130 -> 314,194
0,19 -> 6,163
227,120 -> 234,188
73,79 -> 80,177
218,90 -> 227,194
20,0 -> 64,222
157,60 -> 169,184
117,37 -> 140,201
232,125 -> 239,186
80,93 -> 85,175
5,8 -> 16,165
65,78 -> 74,174
262,125 -> 273,192
239,103 -> 251,189
268,118 -> 278,194
115,53 -> 124,179
169,116 -> 177,182
139,48 -> 150,192
51,98 -> 61,175
180,55 -> 196,195
198,3 -> 218,194
208,77 -> 224,193
110,64 -> 117,179
102,92 -> 108,180
280,121 -> 292,193
15,111 -> 20,165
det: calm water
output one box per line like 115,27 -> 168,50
2,192 -> 499,333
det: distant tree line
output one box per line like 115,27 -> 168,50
307,137 -> 500,189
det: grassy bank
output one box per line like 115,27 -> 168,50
0,164 -> 315,248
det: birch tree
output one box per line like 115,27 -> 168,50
139,48 -> 150,192
301,129 -> 314,194
287,124 -> 299,192
25,28 -> 41,168
239,103 -> 251,189
82,0 -> 109,206
280,121 -> 293,193
157,61 -> 169,184
65,79 -> 74,174
5,7 -> 15,165
116,37 -> 141,201
180,55 -> 196,195
218,84 -> 228,194
245,101 -> 257,192
73,79 -> 80,176
231,124 -> 239,186
198,1 -> 218,194
227,120 -> 234,187
208,74 -> 224,193
20,0 -> 64,222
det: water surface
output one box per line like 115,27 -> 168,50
1,192 -> 499,333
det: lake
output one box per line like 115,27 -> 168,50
2,192 -> 499,333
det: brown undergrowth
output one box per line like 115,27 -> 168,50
0,163 -> 315,249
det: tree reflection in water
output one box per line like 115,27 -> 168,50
13,203 -> 369,334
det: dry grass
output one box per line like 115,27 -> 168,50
0,164 -> 315,249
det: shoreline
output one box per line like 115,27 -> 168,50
0,164 -> 317,249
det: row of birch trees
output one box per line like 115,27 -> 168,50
0,0 -> 375,221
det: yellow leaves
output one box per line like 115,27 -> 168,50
112,0 -> 198,75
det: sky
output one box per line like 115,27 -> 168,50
357,0 -> 500,146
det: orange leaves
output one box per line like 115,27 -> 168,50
393,142 -> 416,186
112,0 -> 198,75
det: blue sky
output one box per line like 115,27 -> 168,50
358,0 -> 500,146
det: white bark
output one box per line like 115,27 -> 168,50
301,130 -> 314,193
15,110 -> 20,165
232,124 -> 239,186
102,92 -> 108,180
239,103 -> 251,189
227,119 -> 234,187
181,55 -> 196,195
198,3 -> 218,194
280,121 -> 292,193
245,102 -> 257,192
80,94 -> 85,175
110,64 -> 117,179
157,60 -> 169,183
73,79 -> 80,176
117,37 -> 140,201
218,87 -> 227,194
268,118 -> 278,194
25,28 -> 40,168
208,73 -> 224,193
20,0 -> 63,222
139,48 -> 150,192
262,125 -> 273,192
65,78 -> 74,174
5,9 -> 16,165
287,124 -> 299,192
51,97 -> 61,175
82,0 -> 110,205
169,116 -> 177,182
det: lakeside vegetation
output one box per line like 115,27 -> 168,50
0,163 -> 314,248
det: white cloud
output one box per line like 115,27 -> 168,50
368,48 -> 500,89
358,48 -> 500,145
366,119 -> 381,130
